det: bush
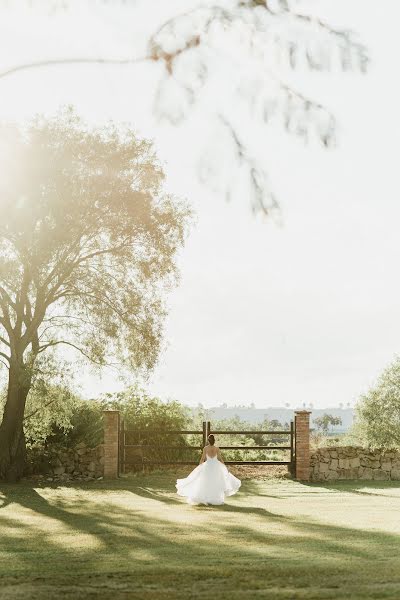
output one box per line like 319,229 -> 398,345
47,399 -> 104,448
105,387 -> 194,468
0,382 -> 81,449
46,386 -> 194,464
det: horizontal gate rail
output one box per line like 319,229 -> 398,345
122,444 -> 291,450
218,445 -> 291,450
124,430 -> 203,435
124,461 -> 200,466
123,444 -> 202,449
225,460 -> 291,465
120,420 -> 295,472
124,430 -> 290,435
123,460 -> 292,466
211,430 -> 291,435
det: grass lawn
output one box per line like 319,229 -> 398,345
1,472 -> 400,599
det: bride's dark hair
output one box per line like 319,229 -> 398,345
207,434 -> 215,446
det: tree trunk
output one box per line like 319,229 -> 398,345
0,363 -> 31,482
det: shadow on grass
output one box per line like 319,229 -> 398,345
1,477 -> 400,598
304,480 -> 400,498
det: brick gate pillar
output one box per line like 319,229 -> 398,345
103,410 -> 120,479
295,410 -> 311,481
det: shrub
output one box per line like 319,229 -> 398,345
101,386 -> 194,469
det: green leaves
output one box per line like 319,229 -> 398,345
353,356 -> 400,449
314,414 -> 342,434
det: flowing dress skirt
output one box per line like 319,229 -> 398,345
176,456 -> 241,505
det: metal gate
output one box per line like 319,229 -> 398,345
119,420 -> 294,473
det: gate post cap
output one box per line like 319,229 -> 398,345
294,410 -> 312,414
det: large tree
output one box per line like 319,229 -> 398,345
0,109 -> 190,480
353,356 -> 400,448
0,0 -> 368,214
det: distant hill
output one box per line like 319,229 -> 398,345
196,406 -> 354,432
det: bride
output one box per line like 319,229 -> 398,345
176,434 -> 241,505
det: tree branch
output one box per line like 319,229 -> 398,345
41,314 -> 95,328
37,339 -> 120,368
14,266 -> 31,339
0,2 -> 368,87
251,0 -> 366,46
23,397 -> 59,422
0,335 -> 10,347
0,304 -> 14,340
0,351 -> 10,364
0,284 -> 17,310
218,114 -> 278,215
73,241 -> 130,268
42,238 -> 131,310
0,56 -> 149,81
66,288 -> 131,322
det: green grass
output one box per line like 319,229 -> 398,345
1,473 -> 400,599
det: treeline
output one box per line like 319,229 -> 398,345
3,352 -> 400,473
0,385 -> 292,468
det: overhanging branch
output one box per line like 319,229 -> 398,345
0,4 -> 367,83
0,56 -> 149,81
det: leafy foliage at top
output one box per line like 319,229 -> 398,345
0,108 -> 191,377
0,0 -> 368,215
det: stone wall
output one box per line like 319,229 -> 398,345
310,446 -> 400,481
26,442 -> 104,482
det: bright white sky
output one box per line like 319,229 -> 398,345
0,1 -> 399,409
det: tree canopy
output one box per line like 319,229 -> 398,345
0,109 -> 190,373
0,108 -> 191,479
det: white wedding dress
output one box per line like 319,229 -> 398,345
176,453 -> 241,505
